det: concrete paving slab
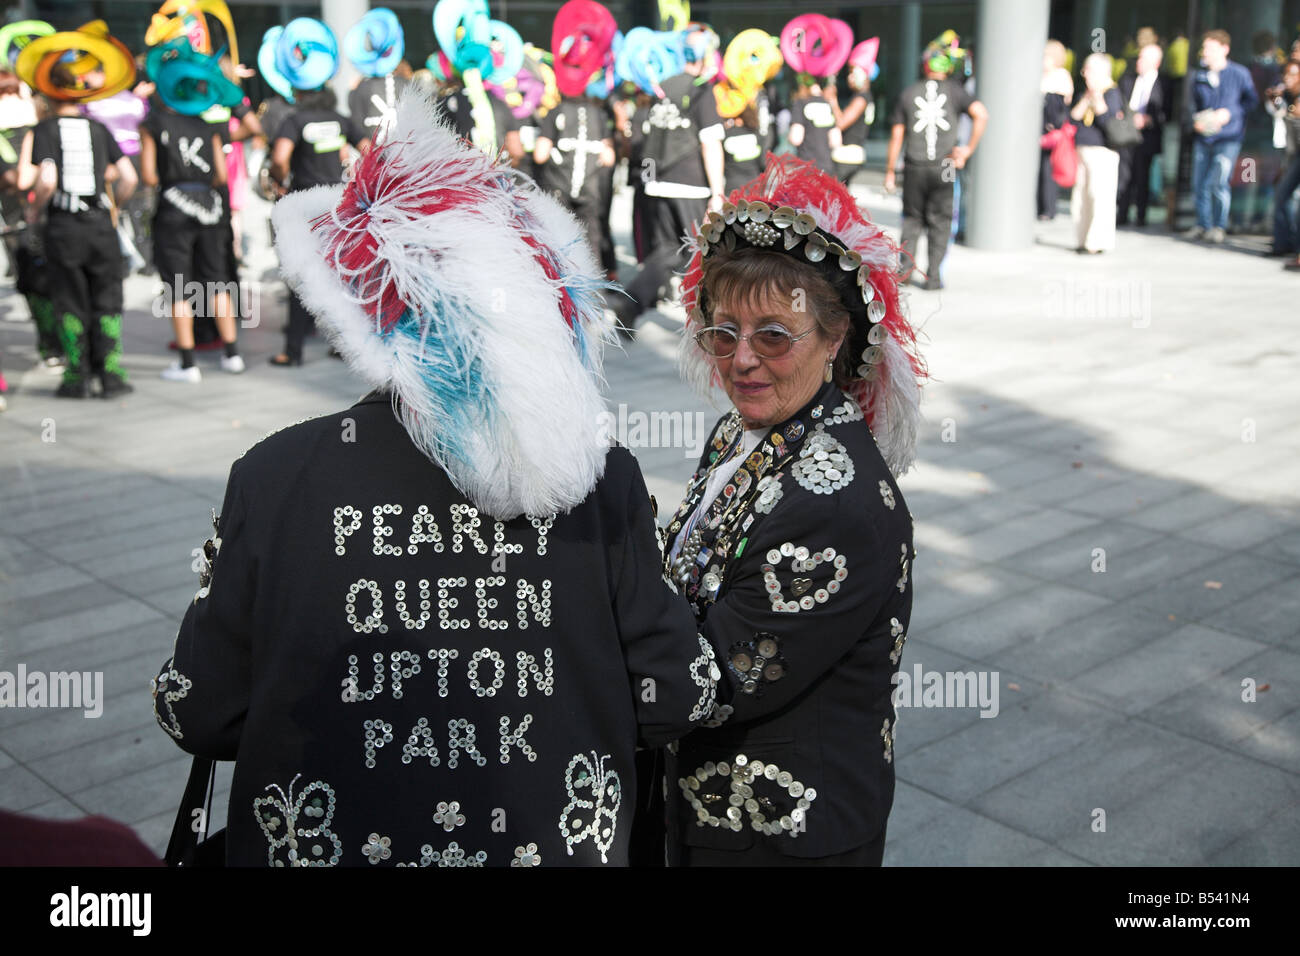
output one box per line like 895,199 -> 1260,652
923,582 -> 1111,660
901,691 -> 1114,804
969,720 -> 1220,844
1009,601 -> 1184,682
1139,646 -> 1300,752
1070,536 -> 1231,601
1199,577 -> 1300,646
883,803 -> 1057,866
1056,749 -> 1300,866
1208,802 -> 1300,865
1123,552 -> 1297,621
1070,623 -> 1268,716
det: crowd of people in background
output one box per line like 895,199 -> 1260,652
1040,25 -> 1300,266
1,5 -> 1299,414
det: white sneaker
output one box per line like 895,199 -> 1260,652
161,363 -> 202,383
42,356 -> 65,373
220,354 -> 246,374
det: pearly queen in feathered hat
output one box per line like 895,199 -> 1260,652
272,89 -> 616,519
681,153 -> 927,476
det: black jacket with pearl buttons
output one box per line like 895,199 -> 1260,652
662,381 -> 914,860
152,391 -> 715,867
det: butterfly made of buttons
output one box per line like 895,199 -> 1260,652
252,774 -> 344,867
559,751 -> 621,864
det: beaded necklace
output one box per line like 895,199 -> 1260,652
665,384 -> 851,615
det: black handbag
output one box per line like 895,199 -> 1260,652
1100,110 -> 1142,148
164,757 -> 227,867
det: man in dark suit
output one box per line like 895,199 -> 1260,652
1117,43 -> 1169,226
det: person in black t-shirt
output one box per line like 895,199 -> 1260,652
534,95 -> 616,277
834,66 -> 876,186
788,76 -> 841,176
202,76 -> 264,273
885,41 -> 988,290
141,104 -> 243,382
18,93 -> 139,398
349,70 -> 410,145
721,89 -> 774,194
258,93 -> 295,145
439,82 -> 524,168
0,78 -> 58,373
623,91 -> 654,263
611,56 -> 726,334
268,88 -> 370,366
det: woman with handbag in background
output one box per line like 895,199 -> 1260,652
1038,40 -> 1073,220
1069,52 -> 1128,253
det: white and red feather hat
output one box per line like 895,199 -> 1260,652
681,153 -> 927,477
273,89 -> 615,519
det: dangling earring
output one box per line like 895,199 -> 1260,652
824,360 -> 834,383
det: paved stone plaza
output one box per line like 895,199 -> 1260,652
1,181 -> 1297,865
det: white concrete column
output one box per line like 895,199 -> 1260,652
322,0 -> 369,115
966,0 -> 1052,250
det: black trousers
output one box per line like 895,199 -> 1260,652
836,161 -> 866,187
598,165 -> 616,274
552,189 -> 612,278
45,212 -> 126,385
678,822 -> 888,867
284,289 -> 315,361
621,193 -> 707,319
194,185 -> 236,344
900,162 -> 954,277
631,183 -> 652,263
1117,144 -> 1158,225
1038,149 -> 1061,218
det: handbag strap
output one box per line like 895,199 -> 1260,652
164,756 -> 216,867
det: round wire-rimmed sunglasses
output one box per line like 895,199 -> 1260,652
693,324 -> 817,358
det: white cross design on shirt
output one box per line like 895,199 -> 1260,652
365,93 -> 397,142
364,76 -> 398,145
912,80 -> 950,161
178,136 -> 211,173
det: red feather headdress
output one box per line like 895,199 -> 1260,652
680,153 -> 928,476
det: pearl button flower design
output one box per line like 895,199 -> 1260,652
434,800 -> 466,831
362,833 -> 392,864
512,843 -> 541,867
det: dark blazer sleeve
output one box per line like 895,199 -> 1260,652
608,451 -> 720,748
699,476 -> 901,724
151,460 -> 256,759
1150,76 -> 1170,126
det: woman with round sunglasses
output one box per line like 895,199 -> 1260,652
658,153 -> 927,866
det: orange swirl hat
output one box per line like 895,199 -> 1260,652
146,0 -> 239,66
15,20 -> 136,102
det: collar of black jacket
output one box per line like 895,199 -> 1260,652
354,389 -> 393,407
